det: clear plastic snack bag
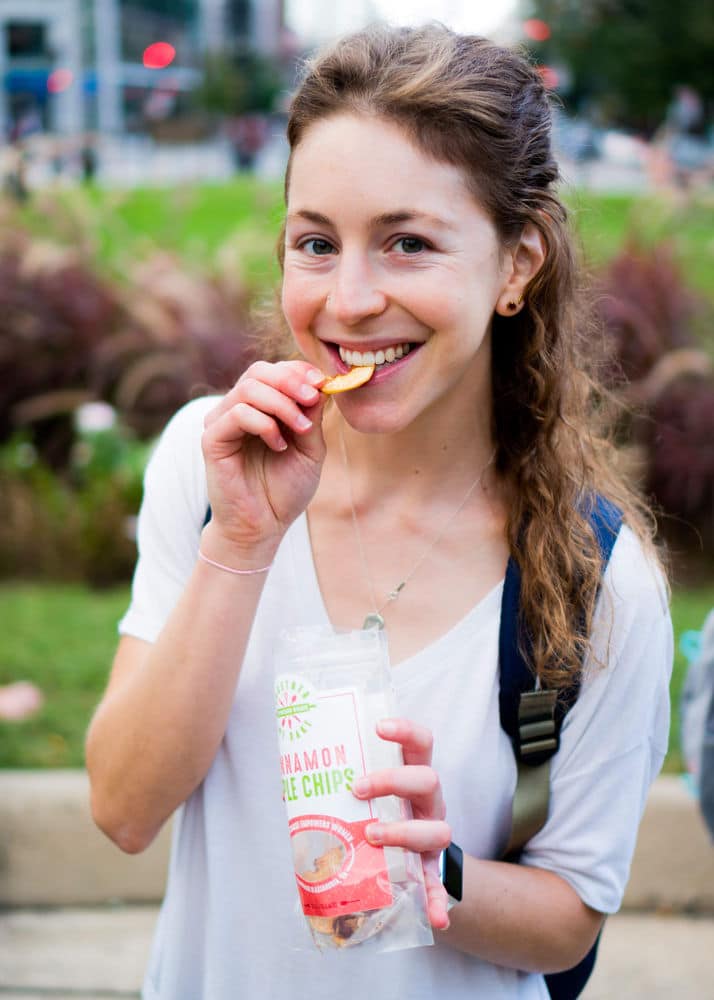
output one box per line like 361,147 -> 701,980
274,625 -> 433,954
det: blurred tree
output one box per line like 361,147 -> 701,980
194,47 -> 283,116
524,0 -> 714,133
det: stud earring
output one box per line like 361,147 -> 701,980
507,295 -> 524,312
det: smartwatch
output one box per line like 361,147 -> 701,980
439,841 -> 463,910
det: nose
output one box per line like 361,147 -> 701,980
326,251 -> 387,326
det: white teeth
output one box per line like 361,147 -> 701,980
337,342 -> 412,367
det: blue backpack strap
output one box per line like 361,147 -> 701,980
498,494 -> 622,1000
499,494 -> 623,764
546,939 -> 602,1000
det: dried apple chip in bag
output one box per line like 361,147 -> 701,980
274,626 -> 433,954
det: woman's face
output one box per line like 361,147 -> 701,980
281,113 -> 512,434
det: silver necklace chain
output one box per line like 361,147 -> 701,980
338,421 -> 496,630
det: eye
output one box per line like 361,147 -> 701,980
300,238 -> 335,256
393,236 -> 427,254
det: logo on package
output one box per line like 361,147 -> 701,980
275,676 -> 318,743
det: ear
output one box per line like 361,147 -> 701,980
495,223 -> 546,317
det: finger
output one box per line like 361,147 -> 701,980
423,860 -> 451,931
290,392 -> 328,465
237,378 -> 316,437
204,361 -> 325,428
203,402 -> 288,456
376,718 -> 434,767
353,766 -> 445,819
365,818 -> 451,854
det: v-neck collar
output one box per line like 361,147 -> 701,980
289,512 -> 504,677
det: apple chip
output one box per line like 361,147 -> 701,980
321,365 -> 375,394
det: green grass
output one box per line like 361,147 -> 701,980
565,190 -> 714,309
1,581 -> 712,771
18,178 -> 285,293
14,182 -> 714,311
0,584 -> 130,768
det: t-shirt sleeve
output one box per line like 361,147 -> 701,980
118,396 -> 220,643
518,526 -> 673,914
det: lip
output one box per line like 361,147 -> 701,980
325,341 -> 422,382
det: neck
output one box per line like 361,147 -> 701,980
323,397 -> 495,507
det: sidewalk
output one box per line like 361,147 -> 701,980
3,772 -> 713,909
1,772 -> 713,997
0,906 -> 712,999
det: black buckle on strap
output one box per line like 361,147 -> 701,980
517,689 -> 558,764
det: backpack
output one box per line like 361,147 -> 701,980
498,494 -> 623,1000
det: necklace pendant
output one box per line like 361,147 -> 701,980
363,612 -> 385,631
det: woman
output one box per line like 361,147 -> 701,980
86,23 -> 672,999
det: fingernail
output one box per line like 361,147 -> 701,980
298,383 -> 318,401
306,369 -> 325,386
366,824 -> 383,844
295,414 -> 312,431
378,719 -> 397,737
276,437 -> 288,452
352,777 -> 369,796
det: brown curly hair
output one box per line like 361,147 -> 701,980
279,22 -> 663,688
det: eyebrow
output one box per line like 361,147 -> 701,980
287,209 -> 455,231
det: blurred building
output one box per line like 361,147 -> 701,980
285,0 -> 378,45
0,0 -> 285,139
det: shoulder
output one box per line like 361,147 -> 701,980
602,523 -> 669,623
138,394 -> 224,562
143,395 -> 222,496
577,523 -> 672,750
150,395 -> 222,456
118,396 -> 223,641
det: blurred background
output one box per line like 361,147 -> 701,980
0,0 -> 712,777
1,5 -> 713,996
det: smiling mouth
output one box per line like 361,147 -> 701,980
337,342 -> 412,368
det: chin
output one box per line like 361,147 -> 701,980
336,401 -> 413,436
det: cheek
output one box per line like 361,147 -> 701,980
409,287 -> 462,332
281,272 -> 318,335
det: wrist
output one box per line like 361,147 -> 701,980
200,521 -> 283,572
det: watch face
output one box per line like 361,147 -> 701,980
441,842 -> 463,903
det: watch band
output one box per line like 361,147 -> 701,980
439,841 -> 463,907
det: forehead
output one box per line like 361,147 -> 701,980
286,113 -> 480,222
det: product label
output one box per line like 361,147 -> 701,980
275,674 -> 393,917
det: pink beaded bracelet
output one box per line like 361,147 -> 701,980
197,550 -> 273,576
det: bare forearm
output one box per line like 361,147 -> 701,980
86,533 -> 278,853
439,854 -> 604,973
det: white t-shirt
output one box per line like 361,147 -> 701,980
119,397 -> 672,1000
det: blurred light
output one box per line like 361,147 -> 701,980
143,42 -> 176,70
537,65 -> 560,90
74,401 -> 117,434
523,19 -> 551,42
47,68 -> 74,93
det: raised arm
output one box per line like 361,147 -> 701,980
86,361 -> 326,853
